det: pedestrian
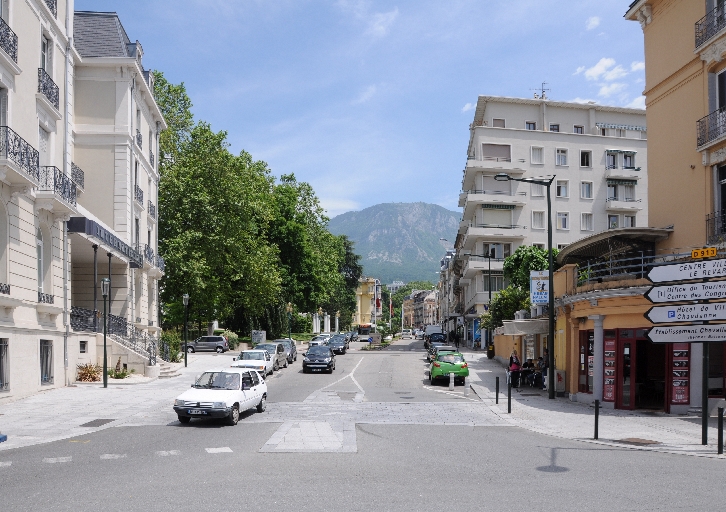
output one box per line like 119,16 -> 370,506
455,332 -> 460,350
509,349 -> 521,388
541,348 -> 549,390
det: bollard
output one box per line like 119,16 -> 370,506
507,381 -> 512,413
719,407 -> 724,455
495,376 -> 500,404
594,399 -> 600,440
449,372 -> 454,391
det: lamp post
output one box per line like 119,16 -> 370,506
101,278 -> 110,388
486,246 -> 495,351
335,310 -> 340,333
495,172 -> 556,399
183,293 -> 189,368
286,302 -> 293,340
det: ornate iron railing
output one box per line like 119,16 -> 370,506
37,68 -> 59,110
71,162 -> 85,190
144,244 -> 154,265
135,130 -> 142,149
148,200 -> 156,219
157,255 -> 165,272
134,184 -> 144,204
697,108 -> 726,148
70,306 -> 97,332
0,15 -> 18,62
696,5 -> 726,49
39,166 -> 77,206
0,283 -> 9,295
149,151 -> 155,167
0,126 -> 40,182
44,0 -> 57,18
707,210 -> 726,244
38,291 -> 54,304
474,223 -> 527,229
576,252 -> 692,286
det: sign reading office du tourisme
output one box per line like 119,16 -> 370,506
530,270 -> 548,305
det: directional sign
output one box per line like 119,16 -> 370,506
647,258 -> 726,283
647,324 -> 726,343
645,281 -> 726,303
645,303 -> 726,323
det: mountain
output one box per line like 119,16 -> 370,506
327,202 -> 459,284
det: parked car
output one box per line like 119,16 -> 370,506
254,342 -> 288,370
311,334 -> 331,344
430,352 -> 469,385
185,335 -> 229,353
231,350 -> 273,377
430,345 -> 458,363
302,346 -> 336,373
427,341 -> 446,361
173,368 -> 266,425
425,332 -> 447,350
278,339 -> 298,364
328,338 -> 347,355
401,329 -> 412,339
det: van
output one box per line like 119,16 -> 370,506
424,325 -> 442,338
401,329 -> 412,339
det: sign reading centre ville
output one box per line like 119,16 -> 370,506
645,303 -> 726,324
646,258 -> 726,283
530,271 -> 549,305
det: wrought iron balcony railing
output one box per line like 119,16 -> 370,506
697,108 -> 726,148
0,283 -> 9,295
37,68 -> 59,110
38,291 -> 54,304
0,16 -> 18,62
0,126 -> 40,182
157,255 -> 165,272
134,184 -> 144,204
696,5 -> 726,49
44,0 -> 57,18
474,223 -> 527,230
71,162 -> 84,190
707,210 -> 726,244
39,166 -> 77,206
148,200 -> 156,219
70,306 -> 97,332
149,150 -> 155,167
144,244 -> 154,265
135,130 -> 142,150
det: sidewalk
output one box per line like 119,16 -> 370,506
464,352 -> 726,459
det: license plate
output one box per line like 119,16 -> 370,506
187,409 -> 207,415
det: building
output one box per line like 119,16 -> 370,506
353,277 -> 381,328
386,280 -> 405,294
422,290 -> 438,327
0,3 -> 165,403
402,295 -> 414,328
438,250 -> 458,337
455,95 -> 648,346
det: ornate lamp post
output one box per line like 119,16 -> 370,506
101,278 -> 110,388
183,293 -> 189,368
286,302 -> 293,340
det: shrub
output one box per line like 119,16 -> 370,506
76,363 -> 102,382
222,329 -> 239,350
160,330 -> 182,363
108,368 -> 136,379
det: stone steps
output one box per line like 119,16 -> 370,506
158,361 -> 182,379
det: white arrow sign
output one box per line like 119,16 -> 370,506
645,281 -> 726,303
646,303 -> 726,323
647,324 -> 726,343
647,258 -> 726,283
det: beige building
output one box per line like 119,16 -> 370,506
353,277 -> 380,328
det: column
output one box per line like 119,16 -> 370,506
313,313 -> 319,334
324,314 -> 330,333
589,315 -> 604,402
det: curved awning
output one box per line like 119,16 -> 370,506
556,227 -> 673,266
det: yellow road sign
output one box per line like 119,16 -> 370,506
691,247 -> 717,259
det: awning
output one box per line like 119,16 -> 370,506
605,149 -> 638,154
68,217 -> 143,268
607,179 -> 637,186
481,204 -> 516,210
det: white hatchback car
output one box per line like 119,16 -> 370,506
173,368 -> 267,425
231,350 -> 274,377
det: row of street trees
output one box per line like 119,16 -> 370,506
153,72 -> 363,337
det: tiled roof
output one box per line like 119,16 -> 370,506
74,11 -> 131,58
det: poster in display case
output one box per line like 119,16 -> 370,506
671,343 -> 689,405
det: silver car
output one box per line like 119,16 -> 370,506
254,342 -> 288,371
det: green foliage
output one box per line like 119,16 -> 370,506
503,245 -> 559,290
480,285 -> 531,330
222,329 -> 239,350
160,330 -> 182,363
108,367 -> 136,379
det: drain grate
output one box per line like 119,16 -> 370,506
616,438 -> 660,446
80,419 -> 115,428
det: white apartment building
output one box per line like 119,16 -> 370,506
454,95 -> 647,344
0,2 -> 166,403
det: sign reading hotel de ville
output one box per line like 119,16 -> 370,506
530,271 -> 549,305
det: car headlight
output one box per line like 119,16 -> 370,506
174,399 -> 185,406
303,357 -> 310,362
324,358 -> 331,362
213,402 -> 226,408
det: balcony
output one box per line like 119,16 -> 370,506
135,130 -> 142,150
695,5 -> 726,50
605,197 -> 642,212
70,162 -> 84,191
37,68 -> 59,111
0,126 -> 40,186
157,256 -> 165,272
605,166 -> 642,181
134,184 -> 144,205
143,243 -> 154,269
697,108 -> 726,150
38,292 -> 54,304
459,190 -> 526,217
0,16 -> 17,64
462,256 -> 505,277
37,166 -> 77,211
460,223 -> 526,250
44,0 -> 57,18
147,200 -> 156,220
462,158 -> 525,191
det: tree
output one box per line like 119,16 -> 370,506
480,286 -> 531,330
503,245 -> 559,290
152,71 -> 194,165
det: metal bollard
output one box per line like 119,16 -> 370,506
719,407 -> 724,455
449,372 -> 455,391
594,399 -> 600,440
508,381 -> 512,413
496,376 -> 500,404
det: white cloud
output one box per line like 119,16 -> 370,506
630,61 -> 645,72
574,66 -> 585,75
322,197 -> 361,218
353,85 -> 377,104
584,57 -> 616,80
366,8 -> 399,38
586,16 -> 600,30
603,65 -> 627,81
598,83 -> 627,97
461,102 -> 474,113
625,96 -> 646,109
570,97 -> 598,105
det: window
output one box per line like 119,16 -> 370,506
481,243 -> 511,259
623,184 -> 635,201
549,124 -> 560,132
574,125 -> 584,134
38,127 -> 49,167
135,218 -> 140,246
557,212 -> 569,230
0,88 -> 7,127
606,152 -> 617,169
623,153 -> 635,168
481,274 -> 505,293
556,180 -> 568,197
526,121 -> 536,130
624,215 -> 636,228
580,150 -> 591,167
531,146 -> 544,164
581,213 -> 594,231
617,129 -> 626,137
580,181 -> 593,199
492,118 -> 505,128
40,35 -> 51,72
532,211 -> 545,229
556,148 -> 568,166
531,183 -> 544,196
533,243 -> 545,250
40,340 -> 53,385
481,144 -> 511,162
557,244 -> 568,250
0,339 -> 6,391
80,340 -> 87,354
600,128 -> 607,136
608,215 -> 619,229
36,228 -> 43,293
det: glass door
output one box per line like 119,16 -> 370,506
618,342 -> 635,410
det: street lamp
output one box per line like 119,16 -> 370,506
182,293 -> 189,368
495,172 -> 556,399
101,278 -> 110,388
336,310 -> 340,333
286,302 -> 293,340
485,246 -> 496,352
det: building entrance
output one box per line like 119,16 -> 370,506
615,330 -> 666,411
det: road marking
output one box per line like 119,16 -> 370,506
100,454 -> 127,460
423,386 -> 481,402
205,447 -> 233,453
0,461 -> 11,467
43,457 -> 72,464
155,450 -> 180,456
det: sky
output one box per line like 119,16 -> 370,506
75,0 -> 646,218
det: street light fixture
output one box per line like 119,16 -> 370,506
495,172 -> 556,399
182,293 -> 189,368
286,302 -> 293,341
101,278 -> 110,389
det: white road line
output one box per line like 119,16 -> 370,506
43,456 -> 72,464
321,357 -> 365,392
0,461 -> 11,467
100,454 -> 127,460
155,450 -> 180,457
205,447 -> 232,453
423,386 -> 481,402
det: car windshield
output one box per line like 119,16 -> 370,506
256,344 -> 275,352
330,341 -> 344,345
194,372 -> 241,390
242,352 -> 264,360
280,341 -> 292,349
307,347 -> 330,356
438,354 -> 464,364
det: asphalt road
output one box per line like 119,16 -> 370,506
0,339 -> 721,511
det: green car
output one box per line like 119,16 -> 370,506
430,352 -> 469,385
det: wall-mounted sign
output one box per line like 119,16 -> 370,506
645,303 -> 726,323
691,247 -> 718,259
645,281 -> 726,303
530,270 -> 549,305
647,258 -> 726,283
647,324 -> 726,343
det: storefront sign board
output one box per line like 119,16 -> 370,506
530,271 -> 548,304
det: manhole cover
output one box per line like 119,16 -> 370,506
616,438 -> 660,446
520,393 -> 540,397
80,419 -> 115,428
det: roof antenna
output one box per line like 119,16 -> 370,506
530,82 -> 550,100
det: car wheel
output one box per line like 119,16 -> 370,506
283,359 -> 288,368
257,394 -> 267,413
178,416 -> 190,424
273,361 -> 279,371
186,346 -> 194,353
216,346 -> 223,354
430,374 -> 435,385
227,405 -> 239,426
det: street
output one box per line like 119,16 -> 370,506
0,339 -> 723,511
